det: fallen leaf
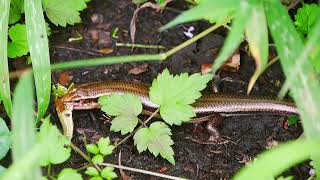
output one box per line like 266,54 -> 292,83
159,166 -> 168,173
98,48 -> 114,55
201,64 -> 212,75
58,72 -> 73,85
130,0 -> 173,43
128,64 -> 148,75
221,49 -> 240,72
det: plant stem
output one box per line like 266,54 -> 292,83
100,163 -> 187,180
165,23 -> 221,57
70,143 -> 101,171
114,108 -> 160,149
116,43 -> 166,49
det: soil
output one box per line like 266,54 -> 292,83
4,0 -> 309,179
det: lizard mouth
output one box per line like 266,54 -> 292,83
65,98 -> 101,110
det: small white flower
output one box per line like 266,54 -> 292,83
184,26 -> 195,38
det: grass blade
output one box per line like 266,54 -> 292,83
0,0 -> 13,118
211,1 -> 250,73
11,73 -> 42,180
265,0 -> 320,175
234,139 -> 320,179
246,2 -> 268,94
160,0 -> 238,31
24,0 -> 51,121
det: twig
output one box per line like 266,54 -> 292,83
114,108 -> 159,149
116,43 -> 166,49
100,163 -> 188,180
70,143 -> 101,171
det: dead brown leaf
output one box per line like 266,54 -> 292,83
128,64 -> 148,75
130,0 -> 173,43
58,72 -> 73,85
98,48 -> 114,55
221,49 -> 240,72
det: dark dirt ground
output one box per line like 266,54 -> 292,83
3,0 -> 310,179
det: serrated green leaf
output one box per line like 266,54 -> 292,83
246,2 -> 268,93
211,1 -> 250,74
160,0 -> 238,31
0,117 -> 11,160
92,154 -> 104,164
100,167 -> 118,180
24,0 -> 52,121
57,168 -> 82,180
7,23 -> 29,58
134,121 -> 175,164
85,167 -> 99,177
37,118 -> 71,166
42,0 -> 88,27
99,93 -> 142,135
86,144 -> 99,154
9,0 -> 24,24
98,137 -> 114,155
0,0 -> 13,119
149,69 -> 212,125
294,4 -> 320,37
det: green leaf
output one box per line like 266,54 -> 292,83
266,0 -> 320,175
234,139 -> 320,180
211,1 -> 250,74
99,93 -> 142,135
287,117 -> 299,126
37,118 -> 71,166
160,0 -> 238,31
11,72 -> 42,180
294,4 -> 320,37
7,23 -> 29,58
86,144 -> 99,154
89,177 -> 103,180
9,0 -> 24,24
42,0 -> 88,27
0,165 -> 6,178
246,2 -> 268,93
149,69 -> 212,125
134,121 -> 175,164
24,0 -> 52,121
57,168 -> 82,180
0,117 -> 11,160
92,154 -> 104,164
0,0 -> 13,118
84,167 -> 99,177
97,137 -> 114,156
100,167 -> 118,180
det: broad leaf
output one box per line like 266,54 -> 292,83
37,118 -> 71,166
134,121 -> 175,164
97,137 -> 114,155
99,93 -> 142,135
149,69 -> 212,125
57,168 -> 82,180
100,167 -> 117,180
42,0 -> 88,27
7,23 -> 29,58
